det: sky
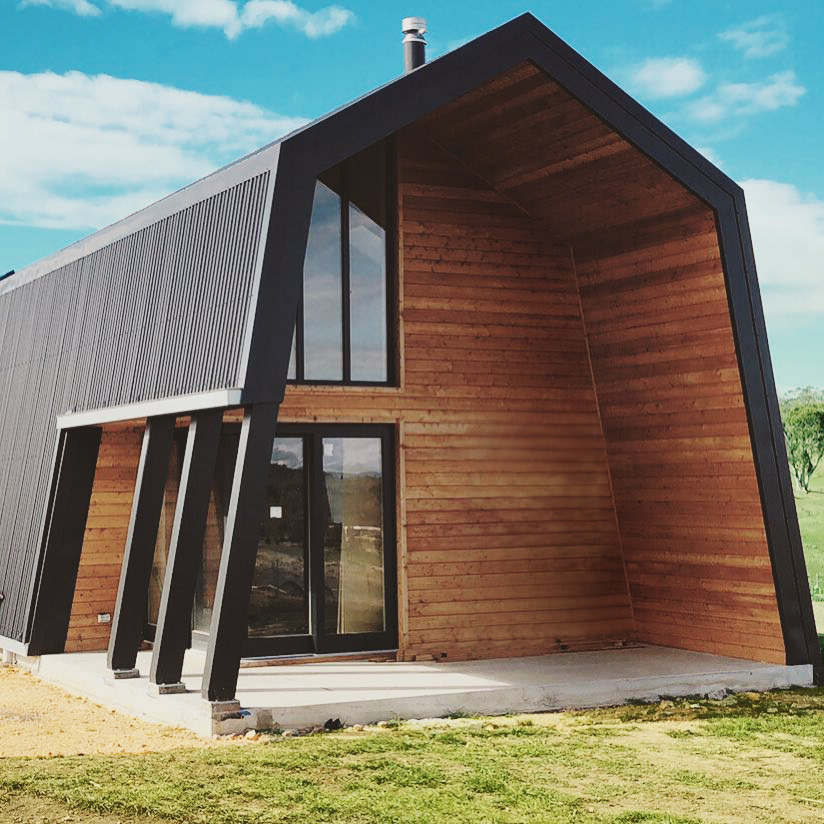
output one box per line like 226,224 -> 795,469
1,0 -> 822,392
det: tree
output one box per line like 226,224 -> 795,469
781,388 -> 824,493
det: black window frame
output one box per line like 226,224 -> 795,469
244,422 -> 398,658
288,138 -> 397,387
184,422 -> 398,659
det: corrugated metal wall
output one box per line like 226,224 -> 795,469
0,171 -> 270,641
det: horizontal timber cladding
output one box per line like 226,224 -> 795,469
412,61 -> 700,245
409,61 -> 785,664
575,209 -> 786,664
277,128 -> 635,662
0,171 -> 270,641
66,425 -> 143,652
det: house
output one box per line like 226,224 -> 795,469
0,13 -> 820,711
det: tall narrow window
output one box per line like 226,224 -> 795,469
349,142 -> 388,382
290,140 -> 392,385
303,181 -> 343,381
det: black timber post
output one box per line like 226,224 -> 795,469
240,148 -> 315,404
107,416 -> 176,675
201,404 -> 277,702
28,426 -> 102,655
149,409 -> 223,690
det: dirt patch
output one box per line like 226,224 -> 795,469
0,666 -> 231,757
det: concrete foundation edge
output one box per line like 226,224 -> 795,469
222,663 -> 814,735
16,654 -> 816,737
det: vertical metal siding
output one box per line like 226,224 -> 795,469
0,171 -> 270,641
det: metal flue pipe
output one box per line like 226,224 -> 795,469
402,17 -> 427,73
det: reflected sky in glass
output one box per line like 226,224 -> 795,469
272,437 -> 303,469
303,181 -> 342,380
295,144 -> 389,384
322,436 -> 382,476
349,202 -> 387,382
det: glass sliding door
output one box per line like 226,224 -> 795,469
244,436 -> 313,656
311,427 -> 395,653
176,423 -> 396,658
321,437 -> 386,636
244,425 -> 396,657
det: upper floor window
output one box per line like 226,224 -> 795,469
288,140 -> 392,385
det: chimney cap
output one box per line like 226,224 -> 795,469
402,16 -> 427,35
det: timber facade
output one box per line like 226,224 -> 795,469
0,14 -> 820,703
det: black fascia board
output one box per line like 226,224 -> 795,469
240,11 -> 820,674
729,192 -> 823,681
283,12 -> 741,202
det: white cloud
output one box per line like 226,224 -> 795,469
17,0 -> 354,38
686,71 -> 804,122
719,15 -> 789,59
109,0 -> 237,29
744,179 -> 824,321
238,1 -> 353,39
629,57 -> 706,99
0,70 -> 308,230
20,0 -> 100,13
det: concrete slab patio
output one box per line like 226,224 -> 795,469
22,645 -> 814,737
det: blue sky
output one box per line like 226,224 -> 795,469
1,0 -> 822,391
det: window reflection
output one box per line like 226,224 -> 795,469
294,140 -> 390,385
350,203 -> 387,382
287,329 -> 296,381
161,427 -> 393,652
249,437 -> 308,637
303,182 -> 342,381
322,437 -> 385,634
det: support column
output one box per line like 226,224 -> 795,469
201,404 -> 277,702
106,416 -> 175,676
149,409 -> 223,692
28,427 -> 103,655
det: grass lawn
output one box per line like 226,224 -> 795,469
3,690 -> 824,824
794,469 -> 824,647
796,470 -> 824,602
